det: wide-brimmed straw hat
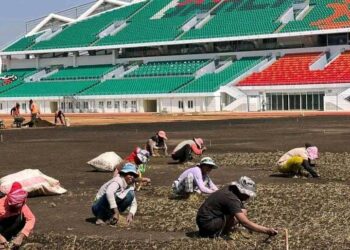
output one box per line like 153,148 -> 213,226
199,157 -> 218,169
230,176 -> 256,198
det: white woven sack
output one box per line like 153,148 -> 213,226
87,152 -> 123,172
0,169 -> 67,196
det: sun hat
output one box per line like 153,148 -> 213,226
306,146 -> 318,161
120,163 -> 139,177
137,149 -> 150,164
158,131 -> 168,140
199,157 -> 218,169
7,182 -> 28,206
230,176 -> 256,198
194,138 -> 204,148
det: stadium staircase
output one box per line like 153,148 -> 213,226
174,57 -> 263,93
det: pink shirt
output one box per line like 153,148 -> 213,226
0,197 -> 35,237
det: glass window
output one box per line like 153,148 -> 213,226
99,101 -> 104,109
61,102 -> 65,110
178,101 -> 184,109
83,102 -> 89,109
0,103 -> 2,110
68,102 -> 73,109
307,94 -> 313,110
131,101 -> 137,109
76,102 -> 80,109
21,103 -> 26,110
123,101 -> 128,109
107,101 -> 112,109
114,101 -> 120,109
188,100 -> 194,109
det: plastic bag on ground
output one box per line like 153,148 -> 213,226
87,152 -> 123,172
0,169 -> 67,196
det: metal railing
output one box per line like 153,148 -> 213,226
25,1 -> 96,33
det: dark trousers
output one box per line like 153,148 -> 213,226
92,191 -> 134,221
302,160 -> 319,177
197,216 -> 225,238
14,117 -> 25,128
0,214 -> 25,240
55,114 -> 64,125
172,144 -> 192,163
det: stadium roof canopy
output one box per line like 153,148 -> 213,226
2,0 -> 350,56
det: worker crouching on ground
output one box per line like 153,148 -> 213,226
54,110 -> 66,126
277,143 -> 320,178
146,130 -> 168,157
0,182 -> 36,249
171,138 -> 207,164
172,157 -> 218,198
92,163 -> 138,226
196,176 -> 278,238
10,103 -> 25,128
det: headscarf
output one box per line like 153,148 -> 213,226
306,146 -> 319,161
7,182 -> 28,206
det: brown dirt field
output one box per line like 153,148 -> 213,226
1,115 -> 350,249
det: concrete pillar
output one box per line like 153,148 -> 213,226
112,50 -> 117,65
73,52 -> 79,67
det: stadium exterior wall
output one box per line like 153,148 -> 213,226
0,95 -> 221,114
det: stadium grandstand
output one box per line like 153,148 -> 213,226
1,0 -> 350,113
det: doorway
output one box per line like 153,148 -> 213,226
50,102 -> 58,113
143,100 -> 157,112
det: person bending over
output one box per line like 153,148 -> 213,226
196,176 -> 278,238
172,157 -> 218,197
0,182 -> 36,249
277,143 -> 320,178
146,130 -> 168,157
172,138 -> 206,163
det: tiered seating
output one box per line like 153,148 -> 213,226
43,65 -> 116,81
281,0 -> 349,32
31,2 -> 145,50
80,77 -> 193,95
96,0 -> 199,46
91,0 -> 216,46
181,0 -> 293,40
0,80 -> 97,97
176,57 -> 262,93
4,33 -> 42,52
125,60 -> 209,77
0,68 -> 37,93
238,53 -> 321,86
238,52 -> 350,86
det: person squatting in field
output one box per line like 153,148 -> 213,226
10,103 -> 25,128
196,176 -> 278,238
172,157 -> 218,197
146,130 -> 168,157
171,138 -> 207,163
92,163 -> 138,226
277,143 -> 320,178
0,182 -> 36,249
54,110 -> 66,126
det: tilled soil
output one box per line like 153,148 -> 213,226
1,115 -> 350,249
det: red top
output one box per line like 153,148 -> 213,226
0,197 -> 35,237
